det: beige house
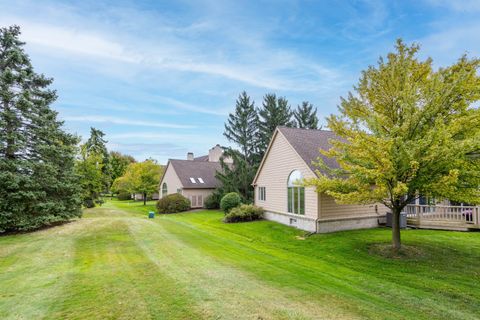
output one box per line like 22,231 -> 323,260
253,127 -> 387,233
159,145 -> 231,208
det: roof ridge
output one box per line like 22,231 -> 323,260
277,126 -> 333,133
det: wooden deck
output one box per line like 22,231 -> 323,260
405,204 -> 480,231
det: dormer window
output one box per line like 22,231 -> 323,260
189,177 -> 196,183
198,178 -> 204,184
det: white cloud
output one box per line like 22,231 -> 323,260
62,115 -> 195,129
0,5 -> 342,92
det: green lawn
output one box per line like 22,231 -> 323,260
1,200 -> 479,319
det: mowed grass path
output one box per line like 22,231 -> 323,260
1,200 -> 479,319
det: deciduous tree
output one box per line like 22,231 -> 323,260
115,160 -> 163,205
110,151 -> 135,185
306,40 -> 480,251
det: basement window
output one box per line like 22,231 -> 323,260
189,177 -> 196,183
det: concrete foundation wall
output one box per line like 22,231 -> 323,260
264,211 -> 317,232
264,211 -> 384,234
317,216 -> 382,233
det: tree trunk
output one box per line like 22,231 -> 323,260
392,207 -> 402,251
143,192 -> 147,205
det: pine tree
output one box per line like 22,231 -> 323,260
258,94 -> 294,155
0,25 -> 81,232
293,101 -> 319,129
218,92 -> 260,201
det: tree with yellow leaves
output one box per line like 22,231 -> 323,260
306,40 -> 480,251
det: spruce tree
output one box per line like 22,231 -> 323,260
258,94 -> 294,155
218,92 -> 260,201
293,101 -> 319,129
0,25 -> 81,232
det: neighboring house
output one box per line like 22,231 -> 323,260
253,127 -> 388,233
133,192 -> 159,201
159,145 -> 231,208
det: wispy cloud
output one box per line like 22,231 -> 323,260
62,115 -> 196,129
0,5 -> 342,92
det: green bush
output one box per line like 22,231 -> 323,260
156,193 -> 191,214
117,192 -> 131,201
205,192 -> 222,209
224,204 -> 264,223
220,192 -> 241,213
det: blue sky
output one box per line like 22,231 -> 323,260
1,0 -> 479,163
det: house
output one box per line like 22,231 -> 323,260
253,127 -> 388,233
159,145 -> 231,208
133,192 -> 159,201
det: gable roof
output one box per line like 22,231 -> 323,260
194,155 -> 209,162
277,127 -> 340,173
167,159 -> 222,189
253,127 -> 340,185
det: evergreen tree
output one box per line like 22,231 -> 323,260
85,127 -> 111,191
86,127 -> 108,156
218,92 -> 261,201
258,94 -> 294,155
293,101 -> 319,129
216,148 -> 254,202
0,25 -> 81,232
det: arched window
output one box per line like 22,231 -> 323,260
162,183 -> 168,197
287,170 -> 305,215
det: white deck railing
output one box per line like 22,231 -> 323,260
404,204 -> 479,225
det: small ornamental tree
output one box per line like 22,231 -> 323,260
305,40 -> 480,251
116,160 -> 163,205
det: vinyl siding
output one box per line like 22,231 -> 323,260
159,163 -> 183,198
182,189 -> 214,208
319,193 -> 388,220
254,131 -> 318,219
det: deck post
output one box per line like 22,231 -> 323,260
416,204 -> 421,225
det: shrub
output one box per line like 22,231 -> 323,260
156,193 -> 191,214
220,192 -> 241,213
117,192 -> 131,201
205,192 -> 222,209
224,204 -> 264,223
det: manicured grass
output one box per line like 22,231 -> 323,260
1,200 -> 479,319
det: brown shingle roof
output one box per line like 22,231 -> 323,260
194,155 -> 209,162
277,126 -> 340,173
169,159 -> 221,189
